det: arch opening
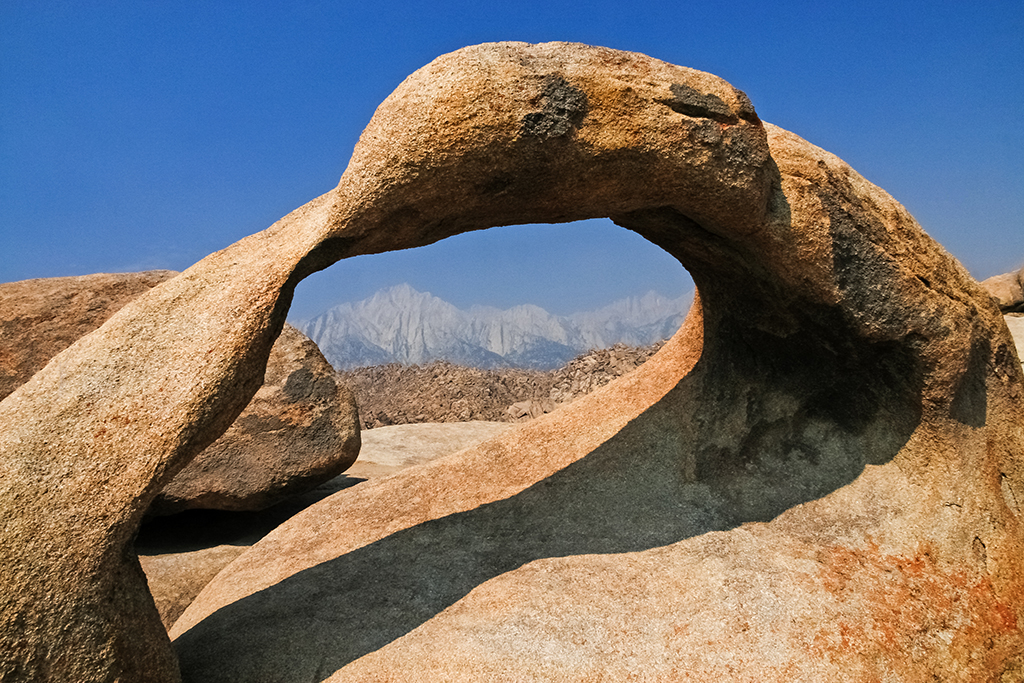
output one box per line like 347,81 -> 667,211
289,218 -> 692,371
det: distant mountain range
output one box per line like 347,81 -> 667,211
297,283 -> 692,370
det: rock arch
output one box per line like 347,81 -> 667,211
1,42 -> 1022,681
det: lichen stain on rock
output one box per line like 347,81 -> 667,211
520,74 -> 588,139
658,82 -> 738,124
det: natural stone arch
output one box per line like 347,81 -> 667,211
1,42 -> 1022,682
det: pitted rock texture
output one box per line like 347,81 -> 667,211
982,266 -> 1024,312
0,272 -> 360,516
1,42 -> 1022,682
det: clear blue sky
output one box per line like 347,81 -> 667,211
2,1 -> 1021,320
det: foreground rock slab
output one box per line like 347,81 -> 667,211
138,421 -> 503,629
346,421 -> 512,478
2,42 -> 1023,682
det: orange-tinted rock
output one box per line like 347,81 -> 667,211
139,546 -> 247,631
2,42 -> 1022,682
172,45 -> 1024,681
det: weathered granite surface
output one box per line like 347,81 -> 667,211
0,270 -> 178,401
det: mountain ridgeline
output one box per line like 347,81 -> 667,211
297,284 -> 692,370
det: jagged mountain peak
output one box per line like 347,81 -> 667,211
357,284 -> 449,311
298,284 -> 691,370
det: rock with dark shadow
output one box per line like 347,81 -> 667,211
982,265 -> 1024,313
150,323 -> 360,515
2,42 -> 1022,682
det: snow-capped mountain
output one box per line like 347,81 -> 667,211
297,283 -> 691,370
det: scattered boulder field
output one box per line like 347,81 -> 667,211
340,341 -> 664,427
2,41 -> 1024,682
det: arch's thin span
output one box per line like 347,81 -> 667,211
1,42 -> 1022,682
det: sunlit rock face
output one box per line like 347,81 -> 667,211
0,270 -> 179,402
982,266 -> 1024,312
1,42 -> 1022,683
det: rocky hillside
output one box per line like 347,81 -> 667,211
299,283 -> 689,370
339,342 -> 664,429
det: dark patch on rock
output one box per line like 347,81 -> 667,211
282,367 -> 337,403
521,75 -> 588,139
829,214 -> 913,338
659,83 -> 737,124
478,172 -> 517,197
693,299 -> 924,490
282,367 -> 316,401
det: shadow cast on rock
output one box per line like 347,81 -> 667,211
174,317 -> 923,681
136,476 -> 367,555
